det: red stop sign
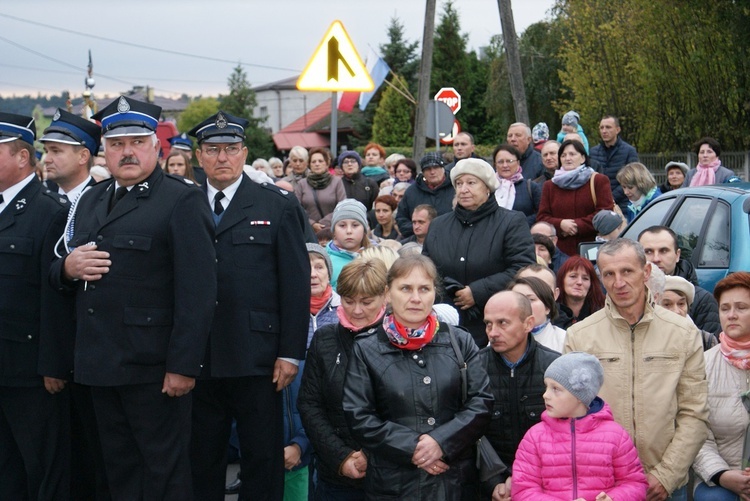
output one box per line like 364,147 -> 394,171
434,87 -> 461,114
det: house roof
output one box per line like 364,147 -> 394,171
272,97 -> 358,150
252,76 -> 300,92
42,88 -> 190,117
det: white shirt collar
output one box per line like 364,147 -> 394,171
61,176 -> 92,202
206,175 -> 242,206
0,173 -> 36,214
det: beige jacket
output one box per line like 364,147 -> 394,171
564,295 -> 709,494
692,345 -> 750,485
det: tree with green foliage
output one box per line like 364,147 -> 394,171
219,65 -> 274,159
352,17 -> 420,147
372,78 -> 413,147
431,1 -> 470,98
177,97 -> 220,134
380,17 -> 420,94
484,19 -> 565,143
556,0 -> 750,151
431,1 -> 491,142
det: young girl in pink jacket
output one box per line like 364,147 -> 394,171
512,352 -> 648,501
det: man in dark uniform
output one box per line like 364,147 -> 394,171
188,111 -> 310,500
50,96 -> 217,501
40,110 -> 111,500
41,108 -> 101,202
0,112 -> 71,499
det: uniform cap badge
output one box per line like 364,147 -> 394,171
52,110 -> 61,122
117,96 -> 130,113
215,112 -> 227,129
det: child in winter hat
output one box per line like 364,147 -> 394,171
512,352 -> 648,501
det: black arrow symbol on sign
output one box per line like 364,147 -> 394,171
328,36 -> 355,81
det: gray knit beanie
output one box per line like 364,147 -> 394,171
544,352 -> 604,406
331,199 -> 369,230
306,243 -> 333,278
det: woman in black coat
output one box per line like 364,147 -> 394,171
423,158 -> 537,346
298,259 -> 389,500
343,255 -> 493,500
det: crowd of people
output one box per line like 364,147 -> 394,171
0,97 -> 747,501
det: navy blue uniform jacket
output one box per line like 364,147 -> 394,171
201,174 -> 310,378
50,167 -> 217,386
0,178 -> 71,386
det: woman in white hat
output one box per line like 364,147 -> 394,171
422,158 -> 536,346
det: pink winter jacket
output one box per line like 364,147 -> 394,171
512,399 -> 648,501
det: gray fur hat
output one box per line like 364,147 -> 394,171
544,352 -> 604,406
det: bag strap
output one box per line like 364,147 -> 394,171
526,178 -> 532,200
446,325 -> 468,404
311,188 -> 326,221
589,173 -> 597,206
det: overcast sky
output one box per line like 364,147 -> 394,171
0,0 -> 556,99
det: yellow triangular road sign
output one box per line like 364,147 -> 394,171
297,20 -> 374,92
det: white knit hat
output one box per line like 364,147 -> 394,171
450,158 -> 499,191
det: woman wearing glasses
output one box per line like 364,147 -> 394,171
492,144 -> 541,227
294,147 -> 346,233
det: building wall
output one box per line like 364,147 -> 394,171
254,89 -> 329,134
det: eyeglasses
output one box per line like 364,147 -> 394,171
202,145 -> 242,157
341,158 -> 359,165
495,159 -> 517,165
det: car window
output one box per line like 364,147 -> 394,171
669,197 -> 713,261
698,201 -> 730,268
622,198 -> 675,241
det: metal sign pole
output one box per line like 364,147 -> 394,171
434,100 -> 440,152
330,91 -> 338,158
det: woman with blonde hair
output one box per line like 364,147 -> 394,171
299,258 -> 390,500
616,162 -> 661,223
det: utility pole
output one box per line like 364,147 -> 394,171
412,0 -> 437,163
497,0 -> 529,124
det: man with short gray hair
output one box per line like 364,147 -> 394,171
507,122 -> 543,180
565,238 -> 708,501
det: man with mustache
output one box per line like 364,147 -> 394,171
50,95 -> 217,500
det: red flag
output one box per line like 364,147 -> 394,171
337,91 -> 359,113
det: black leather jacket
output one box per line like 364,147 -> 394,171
298,321 -> 373,489
343,324 -> 493,499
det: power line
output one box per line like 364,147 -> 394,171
0,12 -> 301,73
0,62 -> 225,84
0,36 -> 185,95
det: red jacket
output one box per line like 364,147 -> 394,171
537,172 -> 614,256
512,399 -> 648,501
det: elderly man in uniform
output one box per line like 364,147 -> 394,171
0,112 -> 71,499
50,96 -> 217,501
188,111 -> 310,500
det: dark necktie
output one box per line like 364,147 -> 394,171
214,191 -> 225,216
109,186 -> 128,213
0,194 -> 4,205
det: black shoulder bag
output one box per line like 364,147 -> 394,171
446,325 -> 508,483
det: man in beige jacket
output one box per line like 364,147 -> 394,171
565,238 -> 708,501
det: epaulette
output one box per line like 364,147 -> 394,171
260,182 -> 291,197
165,173 -> 197,186
41,190 -> 70,207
